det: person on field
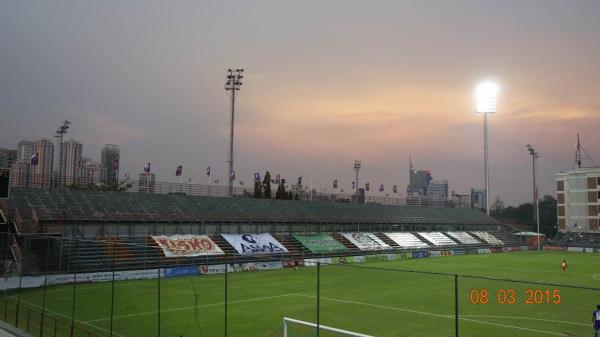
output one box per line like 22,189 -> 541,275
593,304 -> 600,337
561,259 -> 567,272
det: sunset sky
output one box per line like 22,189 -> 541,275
1,0 -> 599,205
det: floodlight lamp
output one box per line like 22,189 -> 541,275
475,81 -> 499,113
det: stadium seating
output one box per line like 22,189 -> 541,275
417,232 -> 457,246
471,231 -> 504,245
445,232 -> 480,245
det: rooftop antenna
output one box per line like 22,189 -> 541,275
573,134 -> 597,169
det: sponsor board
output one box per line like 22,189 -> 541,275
567,247 -> 585,252
543,246 -> 567,251
341,233 -> 391,251
222,233 -> 288,255
477,248 -> 492,254
283,260 -> 304,268
198,264 -> 230,275
151,235 -> 224,257
412,251 -> 430,259
363,254 -> 390,262
165,266 -> 199,278
490,247 -> 503,253
305,258 -> 332,266
349,256 -> 365,263
441,250 -> 453,256
395,252 -> 412,260
452,250 -> 466,256
430,251 -> 441,257
240,261 -> 283,271
293,234 -> 348,253
520,246 -> 529,251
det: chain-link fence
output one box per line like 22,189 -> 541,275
0,234 -> 598,337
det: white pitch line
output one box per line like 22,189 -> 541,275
85,293 -> 298,323
460,314 -> 588,327
592,274 -> 600,281
294,294 -> 571,336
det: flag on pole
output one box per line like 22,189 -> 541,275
333,179 -> 338,189
206,166 -> 211,176
143,162 -> 151,173
275,174 -> 281,184
393,185 -> 398,194
254,172 -> 261,182
379,184 -> 384,192
230,170 -> 236,181
175,165 -> 183,177
365,182 -> 370,191
30,153 -> 39,166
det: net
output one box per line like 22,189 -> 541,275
283,317 -> 374,337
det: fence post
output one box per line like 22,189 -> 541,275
70,239 -> 78,337
157,251 -> 161,337
224,254 -> 228,337
109,243 -> 115,337
454,274 -> 459,337
317,262 -> 320,337
40,236 -> 51,337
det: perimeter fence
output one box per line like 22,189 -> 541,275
0,234 -> 597,337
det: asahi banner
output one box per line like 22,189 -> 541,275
293,234 -> 348,253
151,235 -> 224,257
221,233 -> 288,255
341,232 -> 391,251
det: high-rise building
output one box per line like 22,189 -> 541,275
471,189 -> 486,211
138,173 -> 156,193
0,148 -> 17,169
429,180 -> 449,206
10,160 -> 30,188
556,168 -> 600,233
407,158 -> 432,198
31,138 -> 54,188
61,139 -> 83,186
17,140 -> 33,161
82,161 -> 106,185
101,144 -> 120,185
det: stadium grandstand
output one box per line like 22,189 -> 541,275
0,187 -> 517,275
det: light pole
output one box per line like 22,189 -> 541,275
527,144 -> 541,250
225,69 -> 244,197
54,120 -> 71,188
475,82 -> 499,215
353,160 -> 361,203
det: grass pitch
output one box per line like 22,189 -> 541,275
3,251 -> 600,337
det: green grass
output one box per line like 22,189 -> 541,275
2,251 -> 600,337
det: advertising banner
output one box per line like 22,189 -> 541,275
305,257 -> 332,266
240,261 -> 283,271
341,233 -> 391,251
395,252 -> 412,260
477,248 -> 492,254
221,233 -> 288,255
349,256 -> 365,263
165,266 -> 199,278
293,234 -> 348,253
363,254 -> 390,262
543,246 -> 567,251
567,247 -> 584,252
412,251 -> 430,259
151,235 -> 224,257
430,251 -> 442,257
283,260 -> 305,268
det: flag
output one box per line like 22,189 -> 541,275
175,165 -> 183,177
143,162 -> 151,173
297,176 -> 303,187
206,166 -> 211,176
230,170 -> 236,181
379,184 -> 384,192
254,172 -> 261,182
30,153 -> 39,166
275,174 -> 281,184
393,185 -> 398,194
365,182 -> 370,191
352,181 -> 355,190
112,159 -> 119,171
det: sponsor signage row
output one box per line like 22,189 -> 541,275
293,234 -> 348,253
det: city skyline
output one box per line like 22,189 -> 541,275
1,1 -> 599,205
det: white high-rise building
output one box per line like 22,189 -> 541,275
556,168 -> 600,233
31,138 -> 54,188
101,144 -> 120,185
82,161 -> 106,185
17,140 -> 33,161
428,180 -> 449,206
61,139 -> 83,186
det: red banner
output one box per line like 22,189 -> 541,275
151,235 -> 224,257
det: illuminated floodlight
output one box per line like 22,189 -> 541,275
475,81 -> 499,113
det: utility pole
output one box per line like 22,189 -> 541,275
225,69 -> 244,197
54,120 -> 71,188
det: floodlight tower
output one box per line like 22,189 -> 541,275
54,120 -> 71,188
475,81 -> 499,215
353,160 -> 361,203
225,69 -> 244,197
527,144 -> 541,250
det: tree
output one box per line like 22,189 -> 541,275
262,171 -> 272,199
275,179 -> 287,199
539,195 -> 558,237
491,196 -> 505,214
253,179 -> 262,198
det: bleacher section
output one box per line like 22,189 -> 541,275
472,231 -> 504,245
7,188 -> 501,225
551,232 -> 600,248
417,232 -> 457,246
383,232 -> 429,249
446,232 -> 480,245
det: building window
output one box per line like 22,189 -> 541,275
597,177 -> 600,186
